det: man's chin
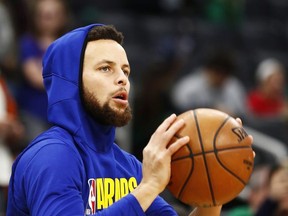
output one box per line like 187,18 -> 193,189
112,107 -> 128,114
103,104 -> 132,127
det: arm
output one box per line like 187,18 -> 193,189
22,58 -> 45,90
188,206 -> 222,216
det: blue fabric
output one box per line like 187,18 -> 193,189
7,24 -> 177,216
19,34 -> 44,62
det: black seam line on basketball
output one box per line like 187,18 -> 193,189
171,146 -> 251,162
213,117 -> 247,186
172,134 -> 194,161
171,145 -> 251,162
176,112 -> 195,200
194,109 -> 216,206
172,150 -> 211,162
177,142 -> 194,199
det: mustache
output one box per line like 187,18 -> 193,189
110,87 -> 127,96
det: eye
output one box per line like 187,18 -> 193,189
123,69 -> 130,77
99,66 -> 111,72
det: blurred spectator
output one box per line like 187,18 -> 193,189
0,0 -> 15,63
248,165 -> 272,214
0,0 -> 18,86
247,58 -> 288,118
16,0 -> 70,144
171,50 -> 247,119
245,58 -> 288,143
255,158 -> 288,216
0,71 -> 24,215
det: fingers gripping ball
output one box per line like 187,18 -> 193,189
167,108 -> 254,207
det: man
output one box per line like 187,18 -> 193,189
171,51 -> 247,119
7,24 -> 243,215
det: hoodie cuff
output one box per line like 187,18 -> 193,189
125,194 -> 146,216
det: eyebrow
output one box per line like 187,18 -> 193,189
97,59 -> 130,70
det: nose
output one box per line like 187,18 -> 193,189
116,70 -> 128,86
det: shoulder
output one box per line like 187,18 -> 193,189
15,128 -> 83,179
9,129 -> 86,215
226,76 -> 246,88
173,70 -> 206,93
176,69 -> 204,85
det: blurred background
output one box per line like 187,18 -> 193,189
1,0 -> 288,215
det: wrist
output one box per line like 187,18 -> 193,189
189,205 -> 222,216
131,182 -> 160,212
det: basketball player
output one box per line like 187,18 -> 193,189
7,24 -> 250,215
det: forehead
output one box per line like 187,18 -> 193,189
37,0 -> 64,12
84,39 -> 128,62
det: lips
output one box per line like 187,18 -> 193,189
112,91 -> 128,101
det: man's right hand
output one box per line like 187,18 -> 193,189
131,113 -> 189,211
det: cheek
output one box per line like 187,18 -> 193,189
86,80 -> 109,103
126,82 -> 131,95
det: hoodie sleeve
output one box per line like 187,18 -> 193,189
91,194 -> 178,216
90,154 -> 178,216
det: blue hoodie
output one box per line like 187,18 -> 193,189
7,24 -> 177,215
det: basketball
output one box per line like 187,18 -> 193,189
167,108 -> 254,207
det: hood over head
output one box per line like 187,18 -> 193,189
42,24 -> 116,152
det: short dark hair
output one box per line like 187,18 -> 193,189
87,25 -> 124,45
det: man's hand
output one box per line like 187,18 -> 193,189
132,113 -> 189,211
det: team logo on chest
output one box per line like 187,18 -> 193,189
85,177 -> 138,215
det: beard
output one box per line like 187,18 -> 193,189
82,87 -> 132,127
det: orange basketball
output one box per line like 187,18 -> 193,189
167,108 -> 254,207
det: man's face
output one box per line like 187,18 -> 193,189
82,39 -> 132,127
